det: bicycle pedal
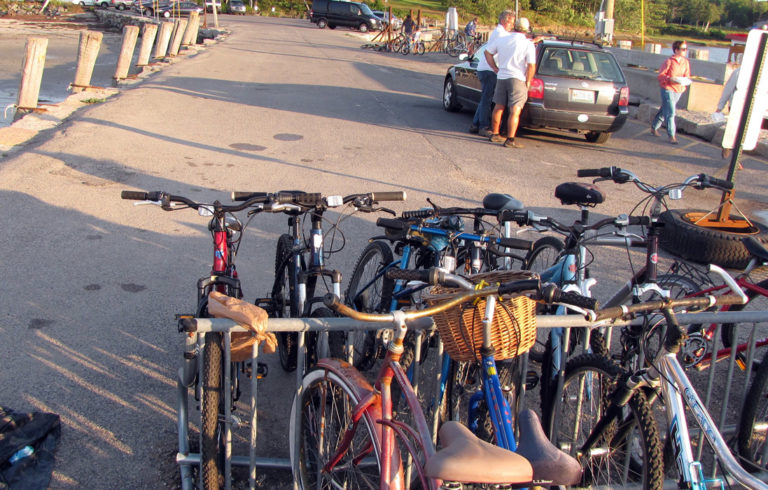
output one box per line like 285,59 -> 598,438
525,370 -> 539,390
253,298 -> 276,316
244,362 -> 269,379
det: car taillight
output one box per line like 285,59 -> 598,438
619,86 -> 629,107
528,78 -> 544,99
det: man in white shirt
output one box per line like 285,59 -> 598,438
470,10 -> 515,136
484,17 -> 536,148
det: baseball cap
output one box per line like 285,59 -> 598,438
515,17 -> 530,32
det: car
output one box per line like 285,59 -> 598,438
229,0 -> 246,14
310,0 -> 382,33
204,0 -> 221,11
135,0 -> 203,17
372,10 -> 402,30
443,39 -> 629,144
60,0 -> 97,6
109,0 -> 133,9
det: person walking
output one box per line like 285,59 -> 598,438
469,10 -> 514,136
484,16 -> 535,148
402,14 -> 415,37
651,40 -> 691,145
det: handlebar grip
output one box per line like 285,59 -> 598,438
385,268 -> 433,283
231,192 -> 269,201
370,191 -> 406,202
121,190 -> 150,200
498,279 -> 541,296
376,217 -> 410,230
402,208 -> 435,219
549,286 -> 599,311
498,209 -> 530,225
577,168 -> 611,178
700,174 -> 734,191
498,236 -> 534,251
628,216 -> 651,226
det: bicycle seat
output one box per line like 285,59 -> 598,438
425,421 -> 533,484
555,182 -> 605,207
744,236 -> 768,263
515,409 -> 583,486
483,193 -> 524,211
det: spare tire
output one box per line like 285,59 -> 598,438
659,209 -> 768,269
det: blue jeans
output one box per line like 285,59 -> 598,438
472,70 -> 497,129
652,88 -> 682,138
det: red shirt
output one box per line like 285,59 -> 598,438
658,55 -> 691,93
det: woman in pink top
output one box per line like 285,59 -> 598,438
650,40 -> 691,144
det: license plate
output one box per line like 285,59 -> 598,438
571,89 -> 595,103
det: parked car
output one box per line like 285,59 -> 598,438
443,39 -> 629,144
135,0 -> 203,17
204,0 -> 221,11
372,10 -> 402,30
110,0 -> 133,9
310,0 -> 381,33
60,0 -> 97,6
229,0 -> 246,13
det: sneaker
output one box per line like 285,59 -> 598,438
469,125 -> 479,134
480,127 -> 493,137
489,134 -> 506,143
503,138 -> 524,148
650,127 -> 660,137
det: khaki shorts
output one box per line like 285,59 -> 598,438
492,78 -> 528,108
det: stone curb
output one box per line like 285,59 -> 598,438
634,103 -> 768,160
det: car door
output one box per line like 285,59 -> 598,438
454,45 -> 484,109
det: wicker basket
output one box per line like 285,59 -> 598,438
424,270 -> 538,362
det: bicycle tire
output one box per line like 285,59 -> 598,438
523,236 -> 564,363
290,366 -> 382,489
547,354 -> 663,489
201,330 -> 224,490
738,348 -> 768,472
344,241 -> 395,370
416,42 -> 425,55
275,234 -> 299,372
721,277 -> 768,348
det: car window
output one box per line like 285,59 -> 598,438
359,3 -> 374,15
471,45 -> 487,65
538,47 -> 625,83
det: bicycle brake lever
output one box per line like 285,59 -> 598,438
133,200 -> 163,207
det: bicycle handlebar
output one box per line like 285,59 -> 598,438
324,279 -> 598,322
231,190 -> 406,206
121,190 -> 264,213
577,167 -> 734,192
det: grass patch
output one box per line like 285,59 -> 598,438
82,98 -> 106,104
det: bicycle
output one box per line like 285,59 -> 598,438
344,195 -> 553,371
548,264 -> 768,489
120,189 -> 271,490
289,275 -> 595,489
230,190 -> 405,375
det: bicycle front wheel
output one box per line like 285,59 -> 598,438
201,331 -> 224,490
738,348 -> 768,471
290,367 -> 382,489
344,241 -> 395,370
548,354 -> 663,489
524,236 -> 564,363
275,234 -> 299,372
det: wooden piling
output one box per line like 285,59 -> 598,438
72,30 -> 103,93
190,12 -> 201,44
114,25 -> 139,81
168,18 -> 188,56
17,37 -> 48,110
137,23 -> 158,66
182,12 -> 198,46
154,21 -> 174,59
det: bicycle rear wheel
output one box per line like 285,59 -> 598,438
290,367 -> 382,489
547,354 -> 663,489
523,236 -> 564,363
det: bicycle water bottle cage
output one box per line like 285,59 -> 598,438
555,182 -> 605,207
482,193 -> 524,211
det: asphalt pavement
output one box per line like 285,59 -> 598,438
0,15 -> 766,488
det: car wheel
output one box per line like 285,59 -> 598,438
117,3 -> 125,9
359,23 -> 369,33
317,18 -> 327,28
585,131 -> 610,144
443,77 -> 461,112
163,9 -> 170,17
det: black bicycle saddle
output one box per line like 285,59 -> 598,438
555,182 -> 605,207
483,193 -> 524,211
744,236 -> 768,263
